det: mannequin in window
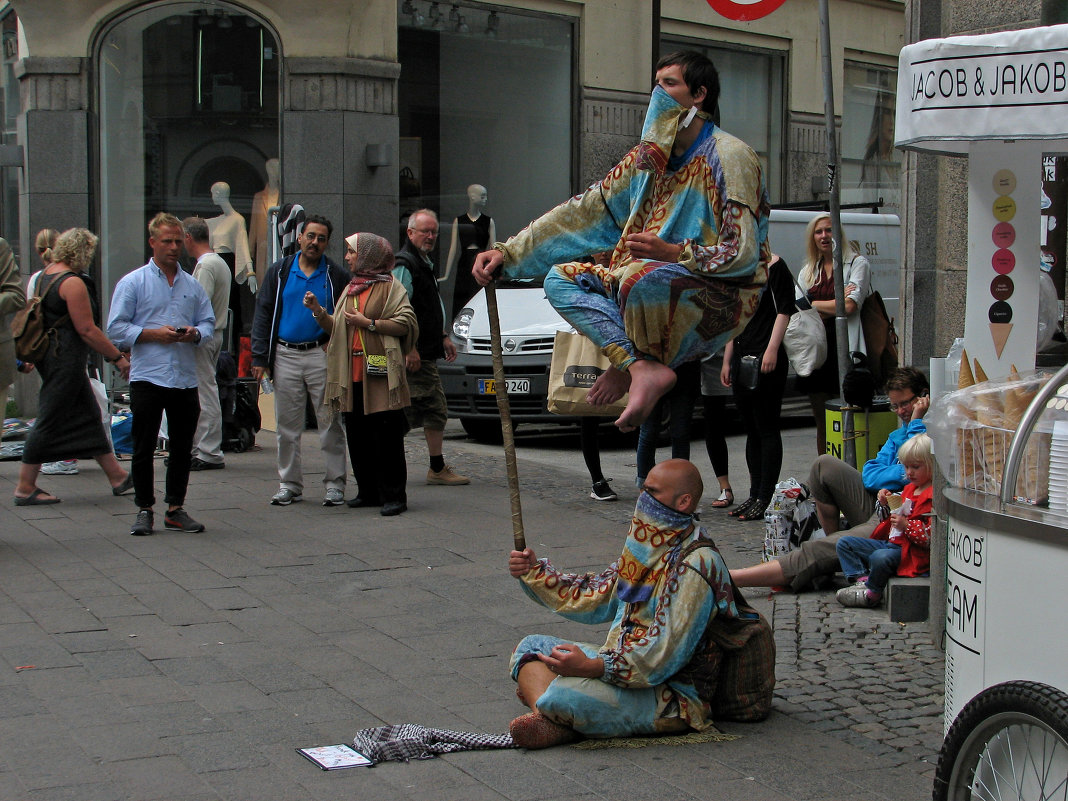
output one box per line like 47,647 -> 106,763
207,181 -> 254,344
207,181 -> 254,288
858,99 -> 899,198
248,158 -> 280,291
443,184 -> 495,319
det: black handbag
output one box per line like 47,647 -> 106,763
399,166 -> 421,197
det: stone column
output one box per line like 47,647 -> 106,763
282,57 -> 400,255
12,56 -> 90,418
14,57 -> 90,270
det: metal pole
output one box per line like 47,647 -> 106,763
652,0 -> 661,78
485,283 -> 526,550
818,0 -> 856,468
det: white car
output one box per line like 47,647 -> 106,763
440,278 -> 572,441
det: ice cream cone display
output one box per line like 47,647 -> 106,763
958,349 -> 975,389
940,368 -> 1053,503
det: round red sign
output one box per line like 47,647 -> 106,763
706,0 -> 788,22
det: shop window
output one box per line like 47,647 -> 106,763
397,2 -> 574,262
661,39 -> 785,204
842,61 -> 898,211
97,2 -> 279,309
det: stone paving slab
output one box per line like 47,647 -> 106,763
0,423 -> 944,799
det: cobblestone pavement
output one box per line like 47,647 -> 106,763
457,437 -> 947,783
0,420 -> 946,799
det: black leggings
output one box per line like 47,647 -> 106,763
580,417 -> 605,483
702,395 -> 729,479
731,349 -> 788,501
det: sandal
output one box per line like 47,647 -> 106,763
737,498 -> 769,521
729,496 -> 758,518
709,488 -> 734,509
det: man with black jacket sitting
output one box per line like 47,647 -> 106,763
393,209 -> 469,487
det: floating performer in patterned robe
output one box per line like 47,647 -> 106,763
473,51 -> 771,430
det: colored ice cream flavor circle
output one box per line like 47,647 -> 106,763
992,169 -> 1016,195
990,274 -> 1014,300
992,222 -> 1016,248
992,195 -> 1016,222
988,300 -> 1012,324
991,248 -> 1016,274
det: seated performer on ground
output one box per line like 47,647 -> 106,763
730,366 -> 930,592
473,50 -> 771,431
507,458 -> 773,749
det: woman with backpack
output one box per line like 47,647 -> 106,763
795,214 -> 870,455
13,228 -> 133,505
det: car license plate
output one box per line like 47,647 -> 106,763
477,378 -> 530,395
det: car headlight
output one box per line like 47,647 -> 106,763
452,307 -> 473,343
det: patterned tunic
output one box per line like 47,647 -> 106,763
510,493 -> 741,738
497,88 -> 771,372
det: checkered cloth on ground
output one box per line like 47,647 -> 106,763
353,724 -> 516,764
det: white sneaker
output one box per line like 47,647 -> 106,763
322,487 -> 345,507
270,488 -> 303,506
42,460 -> 78,475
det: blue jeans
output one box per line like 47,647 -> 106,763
635,361 -> 699,486
835,536 -> 901,594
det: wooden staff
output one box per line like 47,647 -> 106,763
485,282 -> 525,551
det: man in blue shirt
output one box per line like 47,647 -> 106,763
107,213 -> 215,536
730,366 -> 930,592
250,215 -> 348,507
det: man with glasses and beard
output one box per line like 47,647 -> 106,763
730,366 -> 931,592
251,215 -> 349,508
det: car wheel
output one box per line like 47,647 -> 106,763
461,418 -> 507,443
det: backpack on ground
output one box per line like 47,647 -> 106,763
676,538 -> 776,722
10,273 -> 70,362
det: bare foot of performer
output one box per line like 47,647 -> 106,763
587,366 -> 630,406
615,359 -> 676,432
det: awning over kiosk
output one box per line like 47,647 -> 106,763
896,24 -> 1068,155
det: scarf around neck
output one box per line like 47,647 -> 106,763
636,86 -> 712,175
615,490 -> 694,604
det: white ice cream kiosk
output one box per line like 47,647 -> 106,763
895,24 -> 1068,801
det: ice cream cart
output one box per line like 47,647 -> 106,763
895,24 -> 1068,800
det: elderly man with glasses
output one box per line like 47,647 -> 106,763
731,366 -> 930,592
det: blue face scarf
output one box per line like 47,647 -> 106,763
615,490 -> 695,604
636,86 -> 710,174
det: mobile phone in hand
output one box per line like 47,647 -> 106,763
175,327 -> 187,334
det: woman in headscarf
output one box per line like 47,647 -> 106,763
305,233 -> 418,516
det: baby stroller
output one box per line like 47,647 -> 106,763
217,351 -> 261,453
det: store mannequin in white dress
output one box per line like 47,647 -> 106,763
207,182 -> 255,291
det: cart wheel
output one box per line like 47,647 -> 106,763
933,680 -> 1068,801
234,429 -> 252,453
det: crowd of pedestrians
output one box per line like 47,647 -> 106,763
5,209 -> 475,533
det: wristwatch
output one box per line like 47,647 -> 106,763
367,319 -> 377,332
192,329 -> 202,344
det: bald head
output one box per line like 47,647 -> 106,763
644,459 -> 703,514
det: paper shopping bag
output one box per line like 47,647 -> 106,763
546,331 -> 628,417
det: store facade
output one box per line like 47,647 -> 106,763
1,0 -> 904,363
